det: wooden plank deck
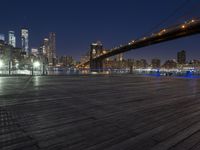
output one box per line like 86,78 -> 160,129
0,75 -> 200,150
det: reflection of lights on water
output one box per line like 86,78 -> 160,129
104,71 -> 110,74
81,70 -> 90,74
90,71 -> 111,75
91,72 -> 98,75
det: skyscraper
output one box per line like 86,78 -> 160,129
59,56 -> 74,67
31,48 -> 38,56
0,34 -> 5,41
21,28 -> 29,54
8,31 -> 16,47
48,33 -> 56,66
177,50 -> 186,64
136,59 -> 148,69
43,38 -> 49,55
151,59 -> 161,69
116,53 -> 124,61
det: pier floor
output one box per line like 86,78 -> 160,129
1,75 -> 200,150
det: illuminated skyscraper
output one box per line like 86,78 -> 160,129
136,59 -> 148,69
151,59 -> 161,69
43,38 -> 49,55
48,32 -> 56,66
8,31 -> 16,47
31,48 -> 38,56
116,53 -> 124,61
21,28 -> 29,54
38,38 -> 49,56
0,34 -> 5,41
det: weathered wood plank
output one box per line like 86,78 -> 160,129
0,75 -> 200,150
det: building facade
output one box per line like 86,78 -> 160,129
115,53 -> 124,62
0,34 -> 5,41
48,33 -> 56,66
43,38 -> 49,55
177,50 -> 186,64
21,28 -> 29,54
151,59 -> 161,69
135,59 -> 148,69
59,56 -> 74,67
8,31 -> 16,48
163,60 -> 177,69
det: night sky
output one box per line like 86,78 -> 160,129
0,0 -> 200,63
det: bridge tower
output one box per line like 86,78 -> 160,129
90,41 -> 104,72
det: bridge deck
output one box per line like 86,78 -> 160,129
0,75 -> 200,150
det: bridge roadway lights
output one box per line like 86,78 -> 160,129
90,59 -> 103,72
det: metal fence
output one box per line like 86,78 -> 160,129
1,67 -> 200,77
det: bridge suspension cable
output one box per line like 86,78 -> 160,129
178,2 -> 200,21
142,0 -> 194,37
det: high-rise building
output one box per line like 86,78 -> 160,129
177,50 -> 186,64
39,38 -> 49,56
151,59 -> 161,69
48,32 -> 56,66
116,53 -> 124,61
136,59 -> 148,69
189,59 -> 200,67
59,56 -> 74,67
0,34 -> 5,41
31,48 -> 38,56
8,31 -> 16,47
21,28 -> 29,54
43,38 -> 49,55
163,59 -> 177,69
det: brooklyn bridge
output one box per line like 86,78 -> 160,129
79,19 -> 200,72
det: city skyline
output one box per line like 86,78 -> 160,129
0,25 -> 199,63
0,0 -> 200,61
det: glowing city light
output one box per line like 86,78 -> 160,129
0,60 -> 4,68
181,25 -> 186,29
33,61 -> 40,68
16,63 -> 19,68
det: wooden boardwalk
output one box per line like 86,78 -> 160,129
0,75 -> 200,150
